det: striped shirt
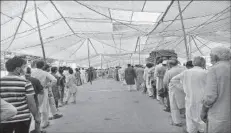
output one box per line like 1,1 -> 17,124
0,75 -> 35,123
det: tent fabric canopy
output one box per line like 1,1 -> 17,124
1,1 -> 230,67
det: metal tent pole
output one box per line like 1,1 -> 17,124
139,37 -> 141,65
100,54 -> 103,69
188,35 -> 192,60
34,1 -> 46,62
87,39 -> 92,84
177,0 -> 189,61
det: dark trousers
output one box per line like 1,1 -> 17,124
143,83 -> 147,93
166,93 -> 170,109
55,99 -> 59,108
0,119 -> 31,133
152,85 -> 157,98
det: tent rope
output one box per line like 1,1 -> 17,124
88,38 -> 99,55
50,0 -> 82,39
74,0 -> 147,34
48,38 -> 83,57
193,36 -> 211,50
5,0 -> 28,50
69,39 -> 86,58
191,35 -> 204,56
146,0 -> 175,36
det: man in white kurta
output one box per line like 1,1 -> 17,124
168,60 -> 193,126
80,68 -> 86,84
201,47 -> 231,133
135,65 -> 144,91
173,56 -> 207,133
31,61 -> 57,128
154,60 -> 163,101
163,59 -> 185,112
155,60 -> 168,103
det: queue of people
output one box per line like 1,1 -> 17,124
0,57 -> 98,133
113,46 -> 231,133
0,46 -> 230,133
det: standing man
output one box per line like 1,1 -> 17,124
31,61 -> 61,129
155,59 -> 168,102
163,59 -> 185,112
25,67 -> 45,133
80,68 -> 86,84
173,57 -> 207,132
124,64 -> 137,91
201,47 -> 231,133
51,67 -> 61,109
135,65 -> 144,91
115,67 -> 119,81
0,56 -> 40,133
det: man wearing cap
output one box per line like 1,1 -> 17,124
154,58 -> 168,101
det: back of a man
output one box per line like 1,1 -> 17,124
0,56 -> 39,133
174,57 -> 207,133
163,60 -> 185,111
31,61 -> 57,129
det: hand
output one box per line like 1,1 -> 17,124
200,110 -> 208,123
34,114 -> 41,124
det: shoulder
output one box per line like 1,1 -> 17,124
1,75 -> 27,83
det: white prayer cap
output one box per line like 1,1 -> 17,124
162,60 -> 167,65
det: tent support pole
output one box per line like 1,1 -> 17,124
87,39 -> 92,84
177,0 -> 189,61
139,37 -> 141,65
100,54 -> 103,69
34,0 -> 46,62
189,35 -> 192,60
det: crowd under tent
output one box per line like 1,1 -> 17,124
1,1 -> 230,68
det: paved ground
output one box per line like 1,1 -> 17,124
46,78 -> 183,133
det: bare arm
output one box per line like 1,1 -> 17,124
25,82 -> 40,123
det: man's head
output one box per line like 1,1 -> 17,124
169,59 -> 178,68
58,67 -> 64,74
43,64 -> 50,72
69,68 -> 74,74
25,67 -> 32,79
5,56 -> 27,76
157,58 -> 163,65
75,68 -> 79,72
162,60 -> 167,67
210,46 -> 231,65
36,60 -> 45,69
51,67 -> 58,74
193,56 -> 206,69
31,60 -> 37,68
127,64 -> 131,67
146,63 -> 154,68
186,61 -> 193,69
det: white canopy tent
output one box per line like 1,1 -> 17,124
1,1 -> 230,68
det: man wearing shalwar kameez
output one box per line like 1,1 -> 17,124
201,47 -> 231,133
125,64 -> 137,91
135,65 -> 144,91
163,59 -> 185,112
168,60 -> 193,127
173,57 -> 207,133
144,63 -> 155,97
154,60 -> 168,102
